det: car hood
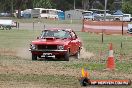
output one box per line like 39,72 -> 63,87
32,38 -> 70,45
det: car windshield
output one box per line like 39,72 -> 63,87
40,30 -> 71,39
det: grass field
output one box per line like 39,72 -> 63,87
0,30 -> 132,88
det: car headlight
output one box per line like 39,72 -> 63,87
58,45 -> 64,50
30,44 -> 36,49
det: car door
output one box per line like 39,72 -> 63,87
70,31 -> 78,55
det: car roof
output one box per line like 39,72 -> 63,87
43,28 -> 73,32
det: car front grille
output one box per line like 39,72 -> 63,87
37,45 -> 57,50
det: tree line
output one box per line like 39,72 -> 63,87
0,0 -> 132,14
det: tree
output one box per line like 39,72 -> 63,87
82,0 -> 96,10
15,0 -> 29,18
122,1 -> 132,14
33,0 -> 52,8
52,0 -> 73,11
0,0 -> 11,12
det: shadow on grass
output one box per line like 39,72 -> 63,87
36,56 -> 77,61
37,57 -> 67,61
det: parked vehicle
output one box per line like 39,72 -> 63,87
0,12 -> 11,17
34,8 -> 59,19
0,19 -> 16,30
114,14 -> 132,22
128,24 -> 132,34
29,28 -> 82,61
82,11 -> 94,20
22,9 -> 40,18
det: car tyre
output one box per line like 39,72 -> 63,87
75,50 -> 80,59
64,51 -> 69,61
32,54 -> 37,60
55,55 -> 61,60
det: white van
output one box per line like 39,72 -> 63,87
34,8 -> 58,19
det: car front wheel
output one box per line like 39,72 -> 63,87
32,54 -> 37,60
64,51 -> 69,61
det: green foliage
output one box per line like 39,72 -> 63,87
33,0 -> 52,8
122,1 -> 132,14
0,0 -> 132,16
0,0 -> 12,12
107,0 -> 115,11
52,0 -> 74,10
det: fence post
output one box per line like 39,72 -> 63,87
15,22 -> 17,29
101,29 -> 104,43
120,42 -> 123,62
17,22 -> 19,30
122,22 -> 123,35
33,22 -> 34,30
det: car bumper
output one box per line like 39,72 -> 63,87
29,49 -> 67,58
29,49 -> 67,52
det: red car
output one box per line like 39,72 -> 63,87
29,28 -> 82,61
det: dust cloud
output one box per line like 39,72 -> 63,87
80,47 -> 94,59
16,48 -> 31,59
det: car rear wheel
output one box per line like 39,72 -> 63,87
75,50 -> 80,59
32,54 -> 37,60
64,51 -> 69,61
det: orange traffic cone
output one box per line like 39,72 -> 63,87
106,43 -> 115,70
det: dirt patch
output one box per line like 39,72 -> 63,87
0,46 -> 95,77
0,62 -> 81,77
0,48 -> 16,56
0,48 -> 31,59
0,81 -> 55,88
1,62 -> 132,81
0,81 -> 76,88
91,70 -> 132,79
1,47 -> 131,84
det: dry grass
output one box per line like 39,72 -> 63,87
0,30 -> 131,88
